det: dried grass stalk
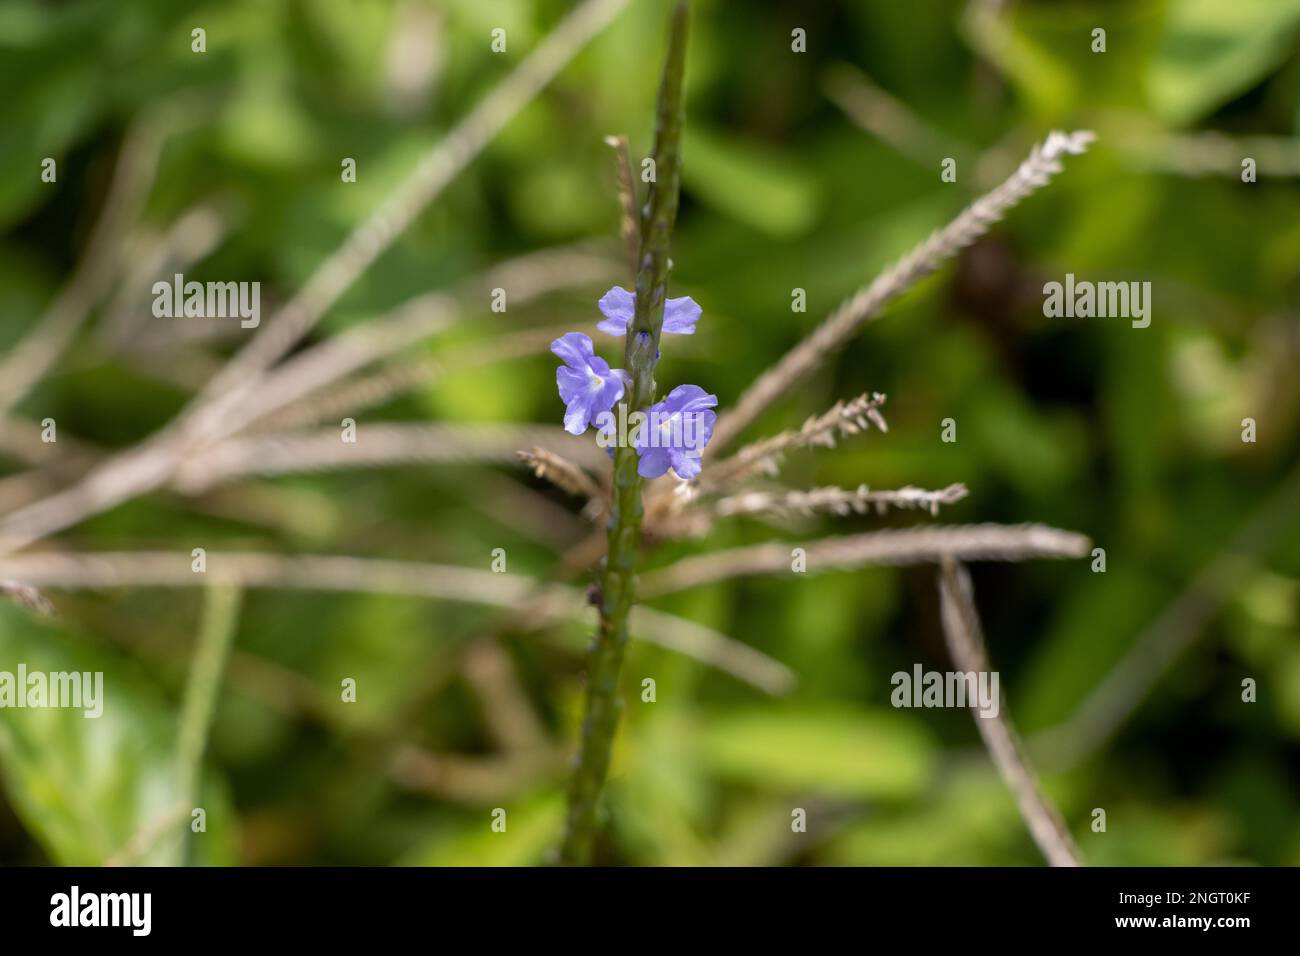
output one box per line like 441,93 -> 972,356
711,129 -> 1095,453
823,63 -> 971,169
603,134 -> 640,283
1118,120 -> 1300,178
0,550 -> 791,694
0,579 -> 54,616
0,3 -> 628,557
172,424 -> 607,493
460,640 -> 550,753
696,392 -> 888,493
100,201 -> 233,351
715,482 -> 968,519
178,0 -> 634,444
389,746 -> 566,803
639,522 -> 1090,597
210,244 -> 610,440
0,117 -> 167,414
938,559 -> 1082,867
517,447 -> 604,503
253,324 -> 572,432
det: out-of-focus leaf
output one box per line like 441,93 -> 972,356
612,709 -> 712,866
696,705 -> 934,798
1278,649 -> 1300,737
400,793 -> 562,866
962,3 -> 1077,118
1017,570 -> 1161,730
424,349 -> 549,423
0,603 -> 236,865
826,765 -> 1039,865
507,161 -> 612,239
965,2 -> 1167,121
1083,802 -> 1233,866
1148,0 -> 1300,125
218,82 -> 322,168
682,127 -> 818,237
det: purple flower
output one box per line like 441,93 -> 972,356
633,384 -> 717,480
552,332 -> 628,436
596,286 -> 701,336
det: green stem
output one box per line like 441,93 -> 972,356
560,0 -> 689,866
175,584 -> 242,865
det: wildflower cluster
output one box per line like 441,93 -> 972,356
551,287 -> 716,480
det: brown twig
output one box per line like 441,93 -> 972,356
0,549 -> 792,694
175,0 -> 634,449
603,134 -> 640,283
0,115 -> 171,414
639,522 -> 1090,597
171,423 -> 608,493
694,392 -> 888,494
0,0 -> 631,556
714,482 -> 969,519
937,559 -> 1082,866
517,446 -> 605,504
710,130 -> 1095,454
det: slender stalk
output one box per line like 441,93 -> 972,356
937,560 -> 1081,866
175,585 -> 243,865
0,0 -> 628,558
638,522 -> 1089,596
0,114 -> 170,416
0,549 -> 791,693
560,0 -> 689,865
603,135 -> 641,284
709,129 -> 1094,454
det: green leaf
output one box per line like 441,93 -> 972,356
682,127 -> 819,237
1148,0 -> 1300,125
696,705 -> 934,798
401,793 -> 563,866
1016,569 -> 1161,730
826,765 -> 1042,865
0,603 -> 236,865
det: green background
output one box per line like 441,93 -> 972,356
1,0 -> 1298,866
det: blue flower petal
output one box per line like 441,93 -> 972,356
551,332 -> 628,436
662,296 -> 701,335
636,445 -> 671,478
551,331 -> 594,367
596,287 -> 702,336
596,286 -> 636,335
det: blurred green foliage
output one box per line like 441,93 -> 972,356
1,0 -> 1298,865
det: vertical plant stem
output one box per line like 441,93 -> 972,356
175,584 -> 243,865
561,0 -> 689,866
